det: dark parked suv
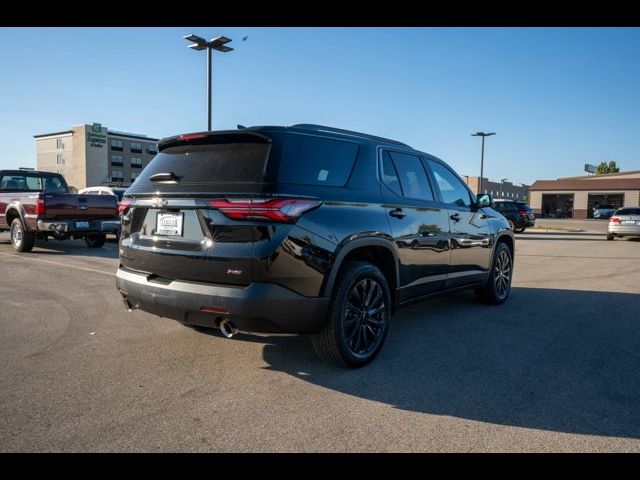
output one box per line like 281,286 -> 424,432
492,199 -> 535,233
116,124 -> 514,367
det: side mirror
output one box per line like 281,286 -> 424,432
477,193 -> 492,208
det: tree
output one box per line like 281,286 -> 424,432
596,161 -> 620,175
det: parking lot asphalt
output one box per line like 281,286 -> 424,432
1,226 -> 639,452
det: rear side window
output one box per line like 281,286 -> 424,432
387,151 -> 434,201
0,174 -> 43,191
380,153 -> 402,196
277,134 -> 358,187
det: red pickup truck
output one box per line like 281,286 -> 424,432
0,169 -> 121,252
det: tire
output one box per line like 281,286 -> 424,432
607,234 -> 614,241
85,234 -> 106,248
474,242 -> 513,305
312,261 -> 391,368
410,240 -> 419,249
507,219 -> 515,231
10,218 -> 35,253
514,227 -> 525,233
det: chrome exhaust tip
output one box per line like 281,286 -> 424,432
219,319 -> 238,338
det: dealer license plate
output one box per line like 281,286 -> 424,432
156,213 -> 184,236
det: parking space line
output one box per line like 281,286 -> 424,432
0,251 -> 115,277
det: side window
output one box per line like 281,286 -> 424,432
387,151 -> 434,201
25,176 -> 43,191
0,175 -> 42,191
44,176 -> 65,193
278,134 -> 358,187
380,151 -> 402,196
427,160 -> 472,208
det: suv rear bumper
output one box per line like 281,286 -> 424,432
115,267 -> 329,334
37,219 -> 120,234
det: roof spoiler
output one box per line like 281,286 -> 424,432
158,130 -> 271,152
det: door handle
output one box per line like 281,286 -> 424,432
450,213 -> 461,222
389,208 -> 406,219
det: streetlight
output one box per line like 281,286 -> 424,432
184,33 -> 234,131
471,132 -> 496,195
499,178 -> 507,198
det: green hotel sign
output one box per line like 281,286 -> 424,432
87,122 -> 106,147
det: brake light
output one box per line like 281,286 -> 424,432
208,198 -> 321,223
35,195 -> 45,217
609,217 -> 620,223
118,198 -> 132,216
519,210 -> 528,216
179,133 -> 206,141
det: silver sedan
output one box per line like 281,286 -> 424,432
607,207 -> 640,240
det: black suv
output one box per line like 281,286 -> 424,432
492,199 -> 535,233
116,124 -> 514,367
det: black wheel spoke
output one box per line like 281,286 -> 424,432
342,276 -> 387,357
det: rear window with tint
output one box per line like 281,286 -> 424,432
277,134 -> 358,187
137,143 -> 272,184
616,208 -> 640,215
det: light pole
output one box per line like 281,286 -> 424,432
471,132 -> 495,195
499,178 -> 507,198
184,34 -> 234,131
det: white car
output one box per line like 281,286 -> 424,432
78,186 -> 127,202
607,207 -> 640,240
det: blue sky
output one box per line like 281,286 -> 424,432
1,27 -> 639,185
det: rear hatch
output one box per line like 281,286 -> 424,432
119,130 -> 319,286
44,194 -> 118,220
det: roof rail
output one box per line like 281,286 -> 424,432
290,124 -> 410,147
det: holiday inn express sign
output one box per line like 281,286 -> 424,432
87,122 -> 106,147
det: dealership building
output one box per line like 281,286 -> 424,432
34,123 -> 159,190
529,170 -> 640,219
461,175 -> 530,201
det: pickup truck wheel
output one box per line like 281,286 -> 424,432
312,261 -> 391,368
474,242 -> 513,305
10,218 -> 35,252
85,234 -> 106,248
607,234 -> 615,241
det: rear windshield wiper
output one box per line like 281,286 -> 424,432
149,172 -> 181,184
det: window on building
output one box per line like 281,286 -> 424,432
111,139 -> 123,151
111,155 -> 124,167
130,142 -> 142,153
56,153 -> 65,165
111,170 -> 124,182
131,171 -> 139,182
146,144 -> 158,155
56,138 -> 64,150
130,157 -> 143,168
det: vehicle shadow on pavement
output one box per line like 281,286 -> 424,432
258,287 -> 640,439
0,236 -> 119,259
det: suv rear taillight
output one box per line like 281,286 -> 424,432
35,195 -> 45,217
609,217 -> 620,223
519,210 -> 528,216
208,198 -> 321,223
118,198 -> 132,216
